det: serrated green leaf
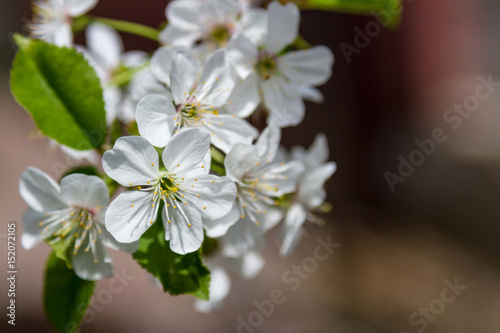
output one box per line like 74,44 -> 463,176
10,34 -> 107,150
302,0 -> 402,28
44,252 -> 95,333
132,217 -> 211,300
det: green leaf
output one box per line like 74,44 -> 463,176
302,0 -> 402,28
201,234 -> 219,257
10,34 -> 107,150
132,217 -> 211,300
44,252 -> 95,333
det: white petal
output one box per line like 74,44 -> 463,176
222,216 -> 265,257
259,206 -> 284,231
86,23 -> 123,69
279,203 -> 306,257
307,133 -> 330,166
196,49 -> 234,107
163,202 -> 204,254
255,125 -> 280,161
224,73 -> 260,118
225,143 -> 260,181
201,0 -> 239,25
102,136 -> 159,187
151,46 -> 181,86
182,149 -> 212,179
239,9 -> 267,45
300,162 -> 336,208
59,144 -> 100,163
194,266 -> 231,313
227,34 -> 257,79
121,50 -> 148,68
226,250 -> 264,279
100,226 -> 139,253
279,46 -> 334,86
53,23 -> 73,47
159,25 -> 200,47
19,167 -> 66,212
262,76 -> 305,127
299,85 -> 324,103
136,94 -> 177,148
203,200 -> 240,238
166,0 -> 203,31
21,208 -> 47,249
60,174 -> 109,209
265,1 -> 299,54
71,237 -> 114,281
203,114 -> 258,153
105,190 -> 159,243
66,0 -> 98,16
182,174 -> 236,219
258,160 -> 304,196
104,88 -> 121,125
170,50 -> 198,105
162,128 -> 211,174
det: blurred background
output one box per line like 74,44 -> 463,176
2,0 -> 500,332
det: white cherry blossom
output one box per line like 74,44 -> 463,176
159,0 -> 267,51
84,23 -> 148,124
29,0 -> 99,47
226,1 -> 334,127
136,49 -> 258,153
278,133 -> 336,257
102,128 -> 237,254
217,126 -> 304,257
19,167 -> 137,280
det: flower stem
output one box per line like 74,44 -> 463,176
84,16 -> 160,42
105,61 -> 149,88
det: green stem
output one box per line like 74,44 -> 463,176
86,16 -> 160,42
105,61 -> 149,88
210,146 -> 226,165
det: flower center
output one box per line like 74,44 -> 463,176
255,53 -> 278,80
208,24 -> 232,47
40,207 -> 103,263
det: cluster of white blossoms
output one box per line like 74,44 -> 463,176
21,0 -> 336,312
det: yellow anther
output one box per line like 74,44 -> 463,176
129,183 -> 132,185
184,202 -> 187,205
147,181 -> 150,184
150,220 -> 153,224
241,215 -> 245,219
188,224 -> 191,227
94,260 -> 98,263
211,180 -> 215,183
203,207 -> 206,210
168,220 -> 171,223
196,194 -> 200,197
151,204 -> 154,208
